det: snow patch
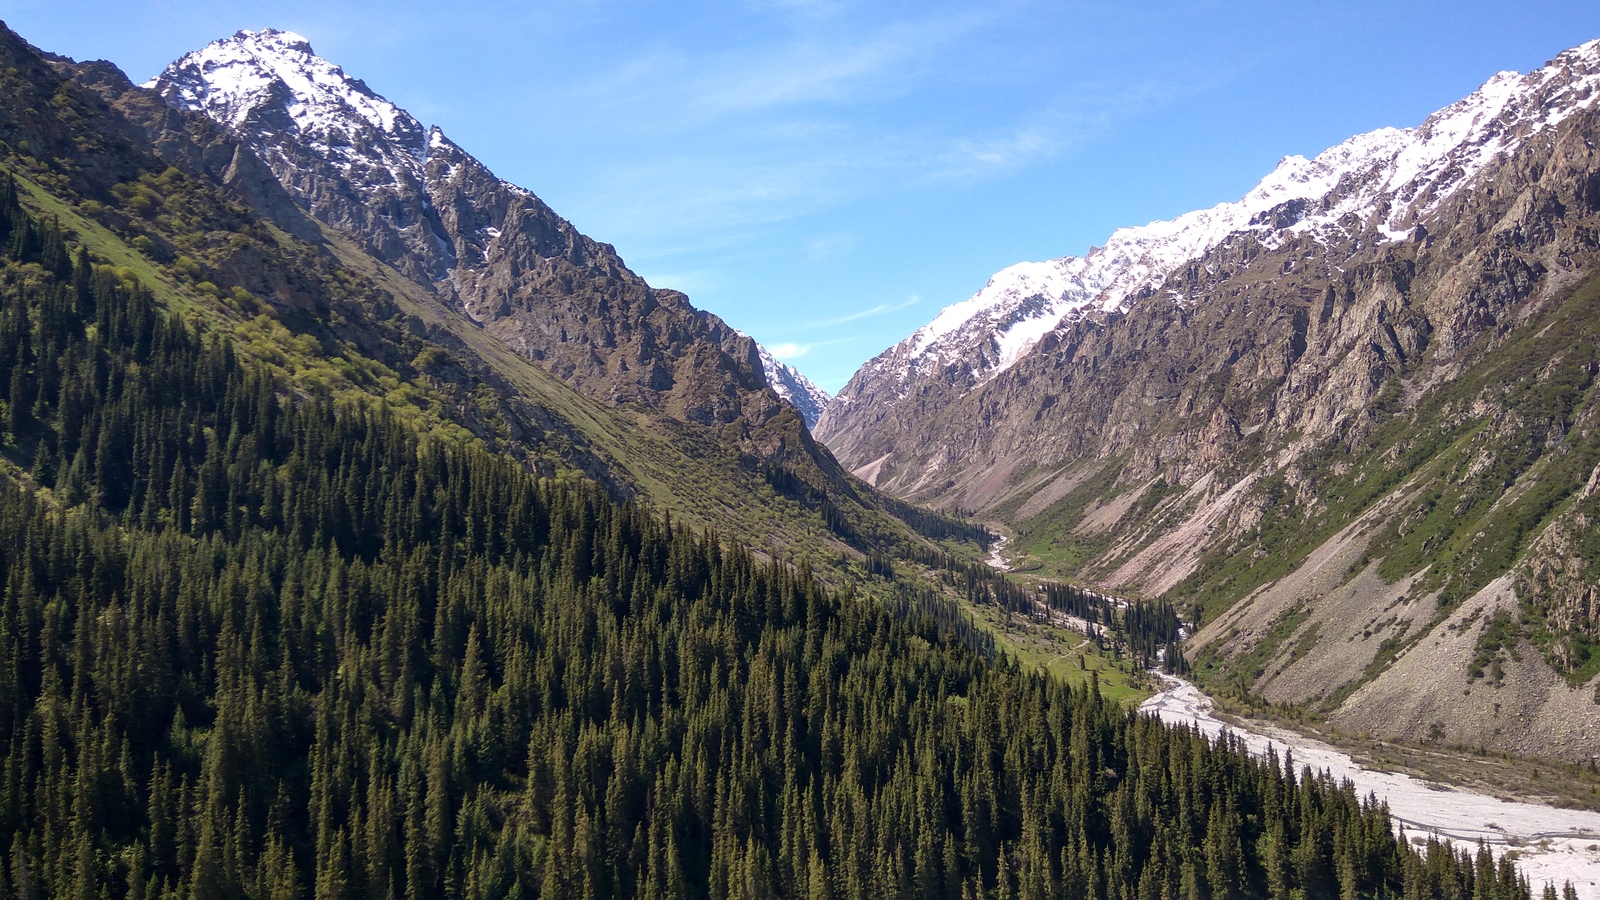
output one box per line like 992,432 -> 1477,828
147,29 -> 417,148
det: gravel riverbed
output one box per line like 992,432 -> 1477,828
1142,676 -> 1600,897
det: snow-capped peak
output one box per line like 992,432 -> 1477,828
860,38 -> 1600,395
146,28 -> 433,187
149,29 -> 420,147
747,338 -> 832,428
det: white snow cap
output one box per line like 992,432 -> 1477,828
875,38 -> 1600,387
144,27 -> 447,209
148,29 -> 415,140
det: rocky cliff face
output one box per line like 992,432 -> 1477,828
818,39 -> 1600,757
147,30 -> 792,429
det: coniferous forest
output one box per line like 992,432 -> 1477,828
0,177 -> 1539,900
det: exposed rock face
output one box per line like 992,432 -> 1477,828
817,40 -> 1600,479
147,30 -> 780,428
818,39 -> 1600,756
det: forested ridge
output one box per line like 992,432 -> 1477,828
0,177 -> 1537,899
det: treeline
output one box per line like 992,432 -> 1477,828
0,177 -> 1537,899
912,546 -> 1185,673
876,494 -> 991,546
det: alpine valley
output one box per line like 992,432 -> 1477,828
0,15 -> 1590,900
817,39 -> 1600,760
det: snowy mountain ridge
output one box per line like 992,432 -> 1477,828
831,38 -> 1600,408
148,29 -> 820,423
150,30 -> 411,140
149,30 -> 447,216
749,339 -> 832,427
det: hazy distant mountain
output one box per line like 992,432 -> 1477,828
748,338 -> 831,427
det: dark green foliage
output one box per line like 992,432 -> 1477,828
1469,612 -> 1522,684
902,546 -> 1191,673
0,183 -> 1535,900
874,494 -> 990,545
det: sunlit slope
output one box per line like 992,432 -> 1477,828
0,22 -> 968,572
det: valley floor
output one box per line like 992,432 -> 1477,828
1143,677 -> 1600,898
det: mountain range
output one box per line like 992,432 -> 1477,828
0,21 -> 979,594
0,15 -> 1591,898
816,38 -> 1600,757
149,26 -> 1600,758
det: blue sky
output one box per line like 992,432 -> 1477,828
6,1 -> 1598,391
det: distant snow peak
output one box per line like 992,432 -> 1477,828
748,337 -> 832,428
863,37 -> 1600,396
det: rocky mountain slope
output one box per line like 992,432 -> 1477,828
148,29 -> 815,428
0,21 -> 976,575
818,41 -> 1600,467
122,27 -> 959,560
818,39 -> 1600,758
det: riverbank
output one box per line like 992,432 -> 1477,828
1142,676 -> 1600,898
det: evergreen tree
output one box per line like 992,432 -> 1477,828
0,176 -> 1539,900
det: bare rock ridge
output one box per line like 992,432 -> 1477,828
148,29 -> 811,429
818,38 -> 1600,758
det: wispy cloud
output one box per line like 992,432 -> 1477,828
767,342 -> 809,359
554,82 -> 1191,253
752,335 -> 861,362
806,232 -> 857,261
502,6 -> 1129,243
801,294 -> 921,329
935,120 -> 1072,181
577,12 -> 986,124
454,1 -> 1228,331
741,0 -> 858,19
